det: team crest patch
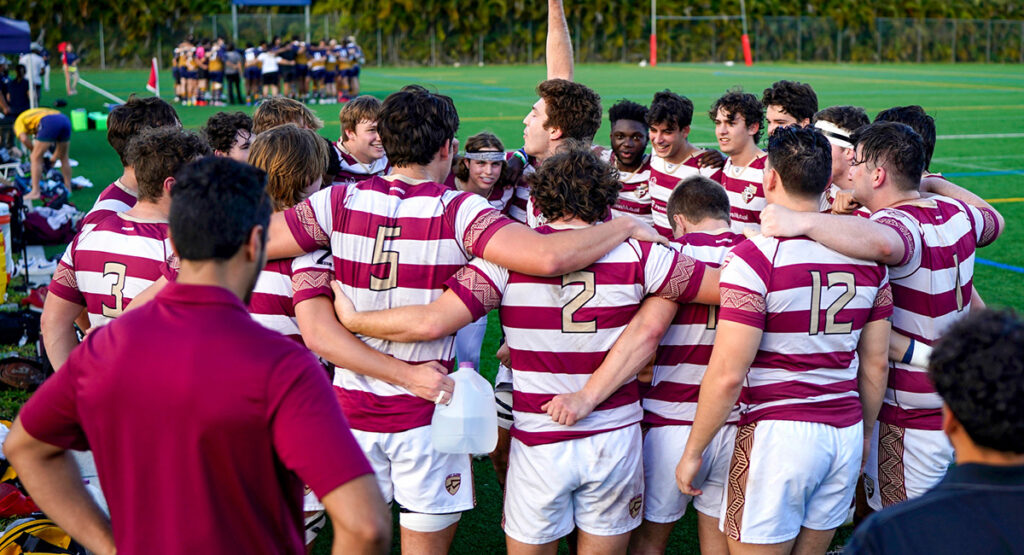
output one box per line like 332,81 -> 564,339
742,183 -> 758,204
445,473 -> 462,495
637,181 -> 649,198
628,494 -> 643,519
864,475 -> 875,498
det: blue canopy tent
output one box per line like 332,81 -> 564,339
230,0 -> 313,44
0,17 -> 31,54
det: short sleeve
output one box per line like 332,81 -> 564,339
642,242 -> 708,304
870,275 -> 894,322
292,249 -> 333,305
18,362 -> 89,451
444,258 -> 507,321
268,349 -> 372,499
447,190 -> 516,259
871,209 -> 922,277
47,241 -> 85,306
283,187 -> 336,252
963,203 -> 1001,248
717,242 -> 769,329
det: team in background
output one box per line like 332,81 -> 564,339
172,34 -> 365,106
2,1 -> 1014,554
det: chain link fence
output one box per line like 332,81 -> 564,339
54,14 -> 1024,68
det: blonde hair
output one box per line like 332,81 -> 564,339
248,124 -> 327,211
252,96 -> 324,135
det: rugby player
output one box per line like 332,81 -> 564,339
761,80 -> 818,136
333,95 -> 388,186
811,105 -> 869,214
597,99 -> 653,225
708,89 -> 767,233
202,111 -> 253,163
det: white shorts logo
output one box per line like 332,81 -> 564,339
445,473 -> 462,496
629,494 -> 643,519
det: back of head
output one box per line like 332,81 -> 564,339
202,111 -> 253,154
248,124 -> 327,211
252,97 -> 324,135
766,126 -> 832,199
170,157 -> 272,262
929,309 -> 1024,454
647,90 -> 694,130
125,127 -> 212,203
530,142 -> 620,225
813,105 -> 869,148
852,121 -> 925,191
536,79 -> 602,143
667,175 -> 731,229
609,99 -> 648,127
761,80 -> 818,123
378,86 -> 459,167
709,88 -> 765,143
107,95 -> 181,166
874,105 -> 936,171
339,95 -> 382,136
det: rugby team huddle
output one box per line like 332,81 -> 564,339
11,1 -> 1008,553
172,34 -> 365,107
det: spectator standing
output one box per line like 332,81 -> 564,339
222,43 -> 243,105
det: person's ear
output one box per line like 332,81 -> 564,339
245,225 -> 265,262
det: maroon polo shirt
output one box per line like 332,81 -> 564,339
20,281 -> 371,554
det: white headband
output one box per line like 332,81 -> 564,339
463,151 -> 506,162
814,120 -> 854,150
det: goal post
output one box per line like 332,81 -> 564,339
649,0 -> 753,66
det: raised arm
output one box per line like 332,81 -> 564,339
546,0 -> 573,81
544,296 -> 677,426
481,216 -> 665,277
759,204 -> 906,266
331,282 -> 474,343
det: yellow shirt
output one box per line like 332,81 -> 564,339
14,108 -> 60,138
209,56 -> 224,72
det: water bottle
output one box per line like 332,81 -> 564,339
431,362 -> 498,454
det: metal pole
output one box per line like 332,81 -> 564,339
917,21 -> 923,63
986,19 -> 991,63
836,27 -> 841,63
876,18 -> 882,62
478,33 -> 483,65
232,5 -> 238,44
430,26 -> 436,66
951,19 -> 957,63
305,6 -> 311,44
528,20 -> 533,63
650,0 -> 656,66
267,14 -> 272,43
376,26 -> 382,67
213,15 -> 218,39
324,15 -> 328,40
797,16 -> 802,62
99,20 -> 106,70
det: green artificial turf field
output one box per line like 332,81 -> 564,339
18,62 -> 1024,553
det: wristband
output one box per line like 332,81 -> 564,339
910,341 -> 933,368
900,338 -> 915,365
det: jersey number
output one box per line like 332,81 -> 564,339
101,262 -> 128,318
370,225 -> 401,291
808,271 -> 855,335
561,271 -> 597,333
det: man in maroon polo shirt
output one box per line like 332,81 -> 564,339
4,157 -> 390,555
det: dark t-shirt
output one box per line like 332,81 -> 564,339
6,79 -> 29,116
20,281 -> 372,555
846,463 -> 1024,554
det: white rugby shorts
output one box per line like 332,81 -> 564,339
503,425 -> 644,545
720,420 -> 862,545
643,423 -> 737,523
863,421 -> 953,511
351,425 -> 475,515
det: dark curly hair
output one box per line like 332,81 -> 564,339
202,111 -> 253,154
874,105 -> 936,171
708,88 -> 765,144
453,132 -> 514,188
851,122 -> 925,191
609,99 -> 648,126
766,126 -> 831,199
813,105 -> 869,136
929,309 -> 1024,454
106,95 -> 181,166
530,143 -> 620,224
126,127 -> 212,202
647,90 -> 693,130
761,80 -> 818,124
537,79 -> 602,143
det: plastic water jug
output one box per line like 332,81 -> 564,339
431,363 -> 498,454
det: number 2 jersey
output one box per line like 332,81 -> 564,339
719,235 -> 893,428
282,174 -> 516,433
445,224 -> 708,446
49,213 -> 175,328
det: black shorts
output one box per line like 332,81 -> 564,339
198,68 -> 209,80
280,66 -> 295,81
262,71 -> 279,86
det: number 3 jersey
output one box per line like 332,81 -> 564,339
445,223 -> 708,446
49,213 -> 175,328
282,174 -> 515,432
718,235 -> 893,428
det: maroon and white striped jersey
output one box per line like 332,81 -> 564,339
282,174 -> 515,432
331,142 -> 390,187
820,184 -> 871,217
443,173 -> 516,214
446,224 -> 708,446
721,154 -> 767,233
82,180 -> 137,228
719,235 -> 893,428
649,152 -> 723,239
872,197 -> 1000,430
507,151 -> 539,225
594,147 -> 653,225
644,229 -> 746,427
48,213 -> 174,328
248,249 -> 332,344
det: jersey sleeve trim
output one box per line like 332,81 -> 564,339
292,269 -> 333,305
47,262 -> 86,306
870,281 -> 894,322
718,284 -> 767,328
465,209 -> 516,258
284,200 -> 331,252
445,264 -> 502,321
874,215 -> 916,268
